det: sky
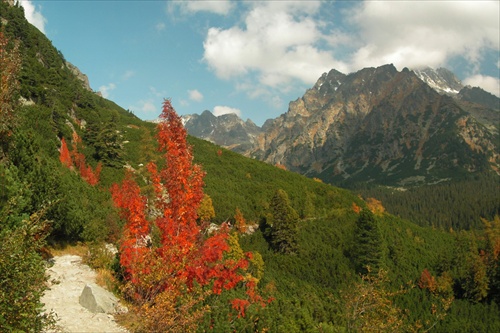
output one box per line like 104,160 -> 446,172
18,0 -> 500,126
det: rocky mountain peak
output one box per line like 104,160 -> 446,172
413,67 -> 463,95
248,64 -> 498,187
182,64 -> 498,188
182,111 -> 262,153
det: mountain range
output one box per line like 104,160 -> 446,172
182,65 -> 499,187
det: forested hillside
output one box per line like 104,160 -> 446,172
356,172 -> 499,231
1,2 -> 500,332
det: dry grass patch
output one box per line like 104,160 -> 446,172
48,243 -> 89,257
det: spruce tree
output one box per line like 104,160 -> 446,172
353,208 -> 382,275
269,189 -> 299,254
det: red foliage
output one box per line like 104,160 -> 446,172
58,132 -> 100,186
110,172 -> 150,283
234,208 -> 247,234
352,202 -> 362,214
231,299 -> 250,318
59,138 -> 73,168
418,268 -> 437,293
152,99 -> 205,249
112,99 -> 257,302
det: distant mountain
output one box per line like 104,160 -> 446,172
253,65 -> 499,187
183,65 -> 499,187
413,67 -> 463,95
181,110 -> 262,154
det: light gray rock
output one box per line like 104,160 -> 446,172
79,283 -> 118,314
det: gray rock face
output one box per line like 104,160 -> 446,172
413,67 -> 463,95
65,61 -> 92,92
182,110 -> 262,153
79,283 -> 119,314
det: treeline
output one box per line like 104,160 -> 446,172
357,172 -> 499,230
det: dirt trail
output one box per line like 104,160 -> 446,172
42,255 -> 128,333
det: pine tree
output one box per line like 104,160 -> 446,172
269,189 -> 299,254
353,208 -> 382,275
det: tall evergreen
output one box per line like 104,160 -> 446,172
268,189 -> 299,254
353,209 -> 382,275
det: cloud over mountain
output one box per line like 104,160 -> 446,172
202,1 -> 499,102
19,0 -> 46,33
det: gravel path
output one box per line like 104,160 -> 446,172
42,255 -> 128,333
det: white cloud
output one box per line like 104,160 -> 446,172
169,0 -> 234,15
149,86 -> 165,98
20,0 -> 47,34
201,1 -> 499,110
213,105 -> 241,117
130,100 -> 157,114
463,75 -> 500,97
348,1 -> 500,71
156,22 -> 166,32
122,70 -> 135,80
98,83 -> 116,98
188,89 -> 203,102
203,2 -> 345,90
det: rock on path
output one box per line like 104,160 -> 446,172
42,255 -> 128,333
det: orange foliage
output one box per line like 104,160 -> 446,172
275,163 -> 287,171
59,138 -> 72,168
110,173 -> 150,284
59,132 -> 101,186
234,207 -> 247,233
111,100 -> 265,327
352,202 -> 361,214
418,268 -> 437,293
366,197 -> 385,215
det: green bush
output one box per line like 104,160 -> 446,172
0,206 -> 55,332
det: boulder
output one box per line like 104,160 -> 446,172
79,283 -> 119,314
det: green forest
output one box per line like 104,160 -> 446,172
1,2 -> 499,332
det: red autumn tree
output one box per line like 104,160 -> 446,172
110,173 -> 150,284
418,268 -> 437,293
111,99 -> 266,330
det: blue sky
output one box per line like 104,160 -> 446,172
19,0 -> 500,126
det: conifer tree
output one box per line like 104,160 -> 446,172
269,189 -> 299,254
353,208 -> 382,275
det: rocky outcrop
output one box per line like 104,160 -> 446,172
182,111 -> 262,154
413,67 -> 463,95
65,61 -> 92,92
79,283 -> 121,314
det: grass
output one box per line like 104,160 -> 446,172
48,242 -> 89,257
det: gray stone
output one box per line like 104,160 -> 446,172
79,283 -> 119,314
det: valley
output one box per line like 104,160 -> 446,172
1,1 -> 499,332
